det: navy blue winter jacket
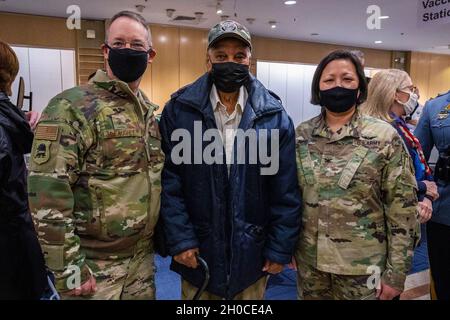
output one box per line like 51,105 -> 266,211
159,73 -> 302,298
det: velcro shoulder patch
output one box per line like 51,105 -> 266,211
35,125 -> 60,141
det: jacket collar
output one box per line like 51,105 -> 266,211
90,69 -> 157,113
176,73 -> 283,120
0,91 -> 8,101
390,112 -> 407,126
312,109 -> 361,141
0,94 -> 34,154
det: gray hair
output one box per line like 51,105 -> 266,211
105,11 -> 152,46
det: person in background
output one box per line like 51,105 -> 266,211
24,111 -> 40,131
295,50 -> 418,300
405,86 -> 424,133
350,50 -> 371,84
415,88 -> 450,300
0,40 -> 47,300
361,70 -> 439,296
361,69 -> 438,225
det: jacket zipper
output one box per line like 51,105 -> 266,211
182,101 -> 281,299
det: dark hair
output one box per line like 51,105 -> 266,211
0,40 -> 19,96
310,49 -> 368,106
106,11 -> 151,44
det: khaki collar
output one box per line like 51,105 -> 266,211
312,109 -> 361,141
90,69 -> 158,113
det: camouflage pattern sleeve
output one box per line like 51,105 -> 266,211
380,133 -> 418,291
28,95 -> 94,292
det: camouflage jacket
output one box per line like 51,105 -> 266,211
28,70 -> 164,291
295,111 -> 418,291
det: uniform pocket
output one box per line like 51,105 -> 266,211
98,129 -> 147,173
430,117 -> 450,150
148,131 -> 165,167
41,244 -> 65,271
296,142 -> 316,186
145,161 -> 163,236
338,146 -> 369,190
101,130 -> 143,158
97,107 -> 145,171
89,174 -> 150,240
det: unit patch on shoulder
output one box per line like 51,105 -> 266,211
33,141 -> 52,165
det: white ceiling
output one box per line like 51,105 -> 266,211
1,0 -> 449,54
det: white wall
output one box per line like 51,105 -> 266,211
257,61 -> 321,127
10,46 -> 76,113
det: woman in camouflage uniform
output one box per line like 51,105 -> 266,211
295,50 -> 419,300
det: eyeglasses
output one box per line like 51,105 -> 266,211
398,85 -> 418,95
106,41 -> 152,52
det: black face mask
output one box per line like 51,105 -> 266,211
210,62 -> 250,93
319,86 -> 359,113
106,44 -> 150,83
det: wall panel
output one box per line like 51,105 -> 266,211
179,28 -> 208,88
0,12 -> 76,49
150,25 -> 180,111
409,52 -> 450,103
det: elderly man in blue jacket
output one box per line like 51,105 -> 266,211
159,20 -> 301,300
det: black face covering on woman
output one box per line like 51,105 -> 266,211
319,86 -> 359,113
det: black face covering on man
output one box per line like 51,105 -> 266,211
106,44 -> 150,83
211,62 -> 250,93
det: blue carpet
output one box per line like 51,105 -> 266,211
155,232 -> 429,300
409,224 -> 430,274
155,255 -> 297,300
265,268 -> 297,300
155,255 -> 181,300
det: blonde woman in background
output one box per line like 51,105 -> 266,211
361,69 -> 439,225
361,70 -> 441,298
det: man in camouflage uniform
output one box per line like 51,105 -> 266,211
28,11 -> 163,300
295,110 -> 419,300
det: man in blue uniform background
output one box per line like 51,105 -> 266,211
415,89 -> 450,300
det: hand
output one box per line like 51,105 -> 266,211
287,256 -> 297,271
66,275 -> 97,297
25,111 -> 41,130
418,198 -> 433,223
376,282 -> 402,300
262,260 -> 284,275
423,180 -> 439,201
174,248 -> 199,269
